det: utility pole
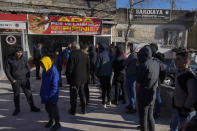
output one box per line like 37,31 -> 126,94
170,0 -> 175,21
125,0 -> 144,52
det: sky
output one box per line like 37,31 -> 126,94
116,0 -> 197,10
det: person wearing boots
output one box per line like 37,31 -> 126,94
5,46 -> 40,116
112,45 -> 127,105
40,56 -> 61,131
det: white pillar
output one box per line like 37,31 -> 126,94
93,35 -> 96,46
0,36 -> 5,77
184,29 -> 188,48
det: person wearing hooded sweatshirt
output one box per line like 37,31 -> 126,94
66,42 -> 89,115
124,43 -> 138,113
40,56 -> 61,131
95,42 -> 112,108
5,46 -> 40,116
136,45 -> 160,131
112,45 -> 126,105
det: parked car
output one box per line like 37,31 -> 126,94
163,59 -> 197,87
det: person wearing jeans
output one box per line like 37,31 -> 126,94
126,77 -> 136,112
124,43 -> 138,113
169,49 -> 197,131
170,109 -> 195,131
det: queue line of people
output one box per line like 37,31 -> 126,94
4,42 -> 197,131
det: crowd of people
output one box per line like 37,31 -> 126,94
4,41 -> 197,131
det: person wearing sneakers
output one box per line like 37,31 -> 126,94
95,42 -> 113,108
5,46 -> 40,116
40,56 -> 61,131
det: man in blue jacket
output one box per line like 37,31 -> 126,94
40,56 -> 61,131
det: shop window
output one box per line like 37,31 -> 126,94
117,30 -> 123,37
164,30 -> 179,46
128,30 -> 134,37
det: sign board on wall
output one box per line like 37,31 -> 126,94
28,15 -> 102,35
133,9 -> 170,20
0,21 -> 26,29
0,13 -> 26,32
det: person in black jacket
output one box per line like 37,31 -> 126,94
81,44 -> 90,104
5,46 -> 40,116
112,45 -> 126,105
88,45 -> 97,84
66,42 -> 89,115
33,43 -> 42,80
54,48 -> 63,87
136,45 -> 160,131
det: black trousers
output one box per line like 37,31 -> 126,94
84,83 -> 89,103
70,84 -> 86,113
138,102 -> 155,131
45,104 -> 60,123
114,76 -> 126,103
100,76 -> 111,104
35,61 -> 40,78
11,79 -> 34,110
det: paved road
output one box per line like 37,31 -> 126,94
0,76 -> 170,131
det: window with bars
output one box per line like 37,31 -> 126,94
117,30 -> 123,37
164,30 -> 179,46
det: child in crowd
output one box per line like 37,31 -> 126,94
40,56 -> 61,131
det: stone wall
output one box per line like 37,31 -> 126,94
112,24 -> 187,46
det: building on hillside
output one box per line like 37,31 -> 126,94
113,8 -> 194,58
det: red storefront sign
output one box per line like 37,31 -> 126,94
28,15 -> 102,35
0,13 -> 26,22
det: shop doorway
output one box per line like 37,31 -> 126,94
0,34 -> 22,69
79,36 -> 94,45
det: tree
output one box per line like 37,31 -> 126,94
124,0 -> 146,51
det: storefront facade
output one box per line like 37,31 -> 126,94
0,13 -> 27,77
